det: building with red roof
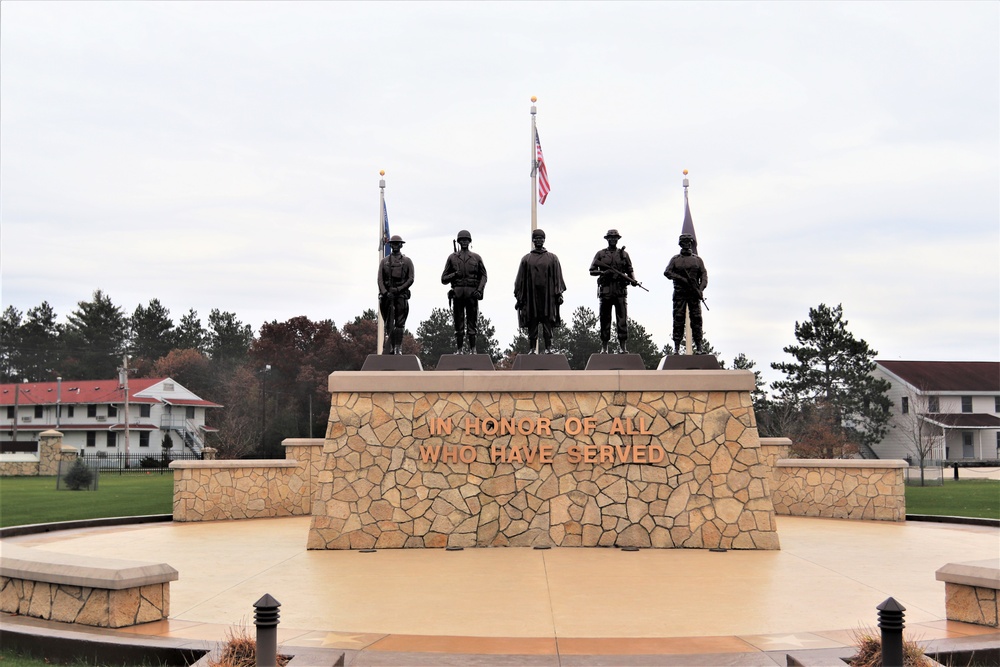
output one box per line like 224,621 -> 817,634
874,361 -> 1000,463
1,377 -> 220,457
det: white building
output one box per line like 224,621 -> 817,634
1,377 -> 220,457
873,361 -> 1000,463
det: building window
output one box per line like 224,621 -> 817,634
87,404 -> 97,418
106,432 -> 116,448
108,404 -> 118,417
86,432 -> 96,447
185,407 -> 195,419
995,396 -> 999,413
139,432 -> 150,448
6,406 -> 14,419
961,396 -> 973,413
928,396 -> 940,412
900,397 -> 909,414
139,404 -> 151,418
34,405 -> 43,419
996,432 -> 1000,457
67,406 -> 75,418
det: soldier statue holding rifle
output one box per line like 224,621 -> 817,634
664,233 -> 708,354
589,228 -> 645,354
441,229 -> 487,354
378,235 -> 414,355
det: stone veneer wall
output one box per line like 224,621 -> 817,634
0,430 -> 78,477
169,439 -> 324,521
0,578 -> 169,628
937,560 -> 1000,628
308,370 -> 781,550
770,459 -> 907,521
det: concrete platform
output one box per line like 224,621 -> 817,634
2,516 -> 998,665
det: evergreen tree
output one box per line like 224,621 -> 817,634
18,302 -> 63,381
771,303 -> 891,454
63,290 -> 129,379
175,309 -> 207,352
130,299 -> 176,364
63,457 -> 95,490
731,352 -> 767,411
416,308 -> 502,369
560,306 -> 601,370
626,318 -> 660,370
0,306 -> 23,381
206,309 -> 253,366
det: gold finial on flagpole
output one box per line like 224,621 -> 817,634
380,170 -> 385,176
683,169 -> 689,190
531,96 -> 537,103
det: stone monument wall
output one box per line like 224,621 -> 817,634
308,370 -> 780,550
770,459 -> 907,521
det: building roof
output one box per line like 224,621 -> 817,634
876,361 -> 1000,393
0,378 -> 220,408
920,413 -> 1000,429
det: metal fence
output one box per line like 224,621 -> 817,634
904,464 -> 944,486
77,450 -> 201,474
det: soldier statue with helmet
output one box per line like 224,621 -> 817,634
664,233 -> 708,354
378,234 -> 415,355
441,229 -> 488,354
589,228 -> 639,354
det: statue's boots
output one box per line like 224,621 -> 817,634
543,336 -> 553,355
618,339 -> 628,354
455,334 -> 464,355
601,342 -> 609,354
527,334 -> 538,354
674,341 -> 682,355
467,334 -> 476,354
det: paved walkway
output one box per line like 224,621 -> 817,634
3,515 -> 999,665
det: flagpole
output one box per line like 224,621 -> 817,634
530,96 -> 538,235
682,170 -> 693,355
377,171 -> 386,355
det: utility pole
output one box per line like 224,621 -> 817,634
119,355 -> 132,465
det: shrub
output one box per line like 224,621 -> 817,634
208,624 -> 289,667
850,626 -> 927,666
63,458 -> 95,491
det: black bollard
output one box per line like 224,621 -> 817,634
877,597 -> 905,667
953,463 -> 959,481
253,593 -> 281,667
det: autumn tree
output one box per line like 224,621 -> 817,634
771,303 -> 891,456
151,349 -> 214,398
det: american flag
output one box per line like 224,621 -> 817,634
534,129 -> 550,205
380,200 -> 390,257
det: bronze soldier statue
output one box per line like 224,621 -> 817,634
378,234 -> 414,355
664,233 -> 708,354
514,229 -> 565,354
589,229 -> 637,353
441,229 -> 487,354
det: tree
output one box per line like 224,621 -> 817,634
895,385 -> 944,485
0,306 -> 24,381
63,290 -> 129,379
211,364 -> 263,459
175,309 -> 207,352
20,302 -> 64,381
151,348 -> 214,397
771,303 -> 891,456
787,402 -> 859,459
250,316 -> 339,441
63,458 -> 95,490
560,307 -> 601,370
130,299 -> 176,365
731,352 -> 767,412
627,318 -> 660,370
206,309 -> 253,366
416,309 -> 502,369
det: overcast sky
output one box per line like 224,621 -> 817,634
2,1 -> 997,385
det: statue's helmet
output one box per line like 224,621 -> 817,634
389,235 -> 405,244
604,229 -> 621,240
457,230 -> 472,241
678,234 -> 694,245
532,228 -> 546,239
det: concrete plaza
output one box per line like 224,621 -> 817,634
2,514 -> 998,665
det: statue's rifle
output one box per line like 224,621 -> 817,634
595,258 -> 649,292
675,268 -> 709,311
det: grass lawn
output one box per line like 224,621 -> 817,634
0,474 -> 174,528
905,478 -> 1000,520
